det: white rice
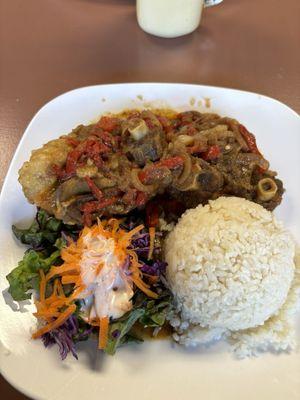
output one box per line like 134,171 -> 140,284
164,197 -> 299,358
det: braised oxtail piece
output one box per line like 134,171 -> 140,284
19,110 -> 284,225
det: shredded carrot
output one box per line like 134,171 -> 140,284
110,218 -> 120,237
32,304 -> 76,339
131,275 -> 158,299
33,310 -> 61,319
99,316 -> 109,349
124,224 -> 144,239
148,227 -> 155,260
65,286 -> 85,303
46,263 -> 79,280
55,279 -> 65,297
127,249 -> 139,265
60,250 -> 78,263
61,275 -> 81,284
143,274 -> 159,284
39,269 -> 46,303
44,298 -> 66,308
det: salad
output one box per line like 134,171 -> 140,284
7,208 -> 171,359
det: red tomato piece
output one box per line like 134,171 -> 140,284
202,145 -> 221,161
96,116 -> 119,132
81,197 -> 117,213
84,177 -> 103,201
157,116 -> 172,133
239,124 -> 262,156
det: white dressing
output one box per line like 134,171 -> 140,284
78,231 -> 133,321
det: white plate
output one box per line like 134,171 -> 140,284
0,83 -> 300,400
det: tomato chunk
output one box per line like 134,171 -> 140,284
81,197 -> 117,213
157,116 -> 172,133
138,156 -> 184,184
157,156 -> 184,169
239,124 -> 262,155
84,177 -> 103,201
202,145 -> 221,161
96,116 -> 119,132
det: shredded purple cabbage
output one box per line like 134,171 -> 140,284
129,227 -> 167,277
141,261 -> 167,276
42,315 -> 92,360
130,232 -> 162,257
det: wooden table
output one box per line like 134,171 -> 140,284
0,0 -> 299,398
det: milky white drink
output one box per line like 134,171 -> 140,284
136,0 -> 204,38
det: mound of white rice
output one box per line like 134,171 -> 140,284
165,196 -> 300,358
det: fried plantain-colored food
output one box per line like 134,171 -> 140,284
19,110 -> 284,225
19,137 -> 73,213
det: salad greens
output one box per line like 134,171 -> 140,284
106,309 -> 145,355
7,210 -> 70,301
105,289 -> 171,355
12,209 -> 64,249
6,248 -> 61,301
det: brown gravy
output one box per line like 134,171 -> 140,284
131,323 -> 173,340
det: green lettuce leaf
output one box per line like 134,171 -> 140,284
133,289 -> 171,327
6,248 -> 61,301
105,309 -> 145,355
12,209 -> 63,249
7,209 -> 73,301
105,289 -> 172,355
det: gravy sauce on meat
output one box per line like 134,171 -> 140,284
19,109 -> 284,225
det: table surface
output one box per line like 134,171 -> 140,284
0,0 -> 299,398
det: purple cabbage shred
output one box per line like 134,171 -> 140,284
130,232 -> 161,257
42,315 -> 92,360
141,261 -> 167,276
129,227 -> 167,277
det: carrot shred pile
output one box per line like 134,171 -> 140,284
32,219 -> 158,349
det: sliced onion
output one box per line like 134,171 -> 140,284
175,135 -> 194,146
173,162 -> 202,192
176,152 -> 192,185
131,169 -> 157,193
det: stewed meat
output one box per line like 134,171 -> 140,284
18,109 -> 284,225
